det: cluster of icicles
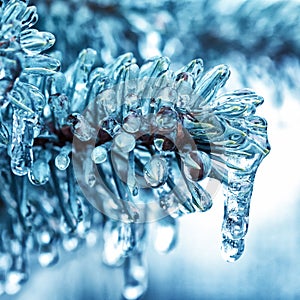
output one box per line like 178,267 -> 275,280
0,0 -> 270,299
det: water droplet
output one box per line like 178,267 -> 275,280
91,146 -> 107,164
143,156 -> 168,188
114,132 -> 136,153
183,150 -> 211,182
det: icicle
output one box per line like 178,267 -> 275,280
154,216 -> 177,254
102,220 -> 126,267
122,251 -> 148,300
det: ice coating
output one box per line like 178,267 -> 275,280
0,0 -> 270,298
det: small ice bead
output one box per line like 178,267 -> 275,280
55,153 -> 70,170
68,113 -> 93,141
91,146 -> 107,164
28,160 -> 50,185
183,150 -> 211,182
123,114 -> 141,133
155,107 -> 178,131
143,156 -> 168,188
114,132 -> 136,153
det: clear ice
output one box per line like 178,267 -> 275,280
0,0 -> 271,299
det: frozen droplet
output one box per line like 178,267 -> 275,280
55,145 -> 71,170
155,107 -> 178,131
154,216 -> 177,254
122,252 -> 148,300
114,132 -> 136,153
37,230 -> 52,245
62,235 -> 79,252
55,153 -> 70,170
132,186 -> 139,196
186,181 -> 212,212
123,114 -> 141,134
67,113 -> 94,141
154,137 -> 164,152
28,160 -> 50,186
221,238 -> 245,262
143,156 -> 168,187
183,150 -> 211,182
38,244 -> 59,268
91,146 -> 107,164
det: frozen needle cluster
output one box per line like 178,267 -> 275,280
0,0 -> 270,299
